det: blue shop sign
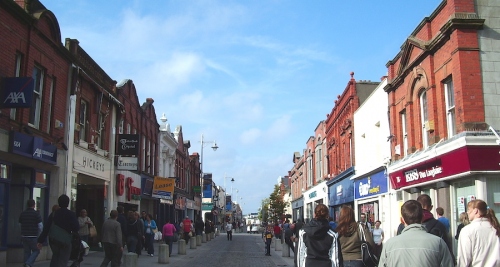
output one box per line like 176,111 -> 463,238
2,77 -> 34,108
354,170 -> 388,199
328,177 -> 354,206
11,131 -> 57,164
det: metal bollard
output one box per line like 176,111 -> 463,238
178,239 -> 186,255
190,237 -> 197,249
158,244 -> 169,264
202,233 -> 207,243
196,235 -> 202,246
282,242 -> 290,257
123,252 -> 138,267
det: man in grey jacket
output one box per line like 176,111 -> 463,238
378,200 -> 453,267
100,210 -> 123,267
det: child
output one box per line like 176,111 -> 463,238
263,225 -> 273,256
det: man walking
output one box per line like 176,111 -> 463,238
19,199 -> 42,267
417,194 -> 453,256
100,210 -> 123,267
378,200 -> 453,266
436,207 -> 450,234
359,212 -> 372,233
225,222 -> 233,241
116,206 -> 127,247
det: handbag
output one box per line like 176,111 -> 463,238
49,223 -> 72,245
89,225 -> 97,237
188,231 -> 193,237
358,223 -> 378,267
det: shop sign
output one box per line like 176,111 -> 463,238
160,199 -> 173,204
116,174 -> 141,201
389,146 -> 500,189
203,173 -> 213,198
117,157 -> 138,170
328,177 -> 354,206
186,199 -> 195,209
309,191 -> 317,198
73,146 -> 111,180
116,134 -> 139,156
2,77 -> 34,108
175,196 -> 186,210
152,176 -> 175,200
355,170 -> 388,199
194,197 -> 201,211
10,131 -> 57,164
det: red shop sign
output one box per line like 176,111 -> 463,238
116,174 -> 141,201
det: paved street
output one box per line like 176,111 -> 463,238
22,232 -> 295,267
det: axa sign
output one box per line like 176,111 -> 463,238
2,77 -> 34,108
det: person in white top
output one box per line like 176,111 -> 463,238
457,199 -> 500,267
225,222 -> 233,241
372,220 -> 384,259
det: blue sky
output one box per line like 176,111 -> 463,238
43,0 -> 441,214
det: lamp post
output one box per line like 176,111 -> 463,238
200,134 -> 218,219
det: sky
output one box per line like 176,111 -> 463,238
43,0 -> 442,215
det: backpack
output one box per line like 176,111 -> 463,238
423,219 -> 444,238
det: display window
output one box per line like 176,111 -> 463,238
358,201 -> 379,224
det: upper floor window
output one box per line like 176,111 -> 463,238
97,112 -> 106,149
315,147 -> 322,181
79,100 -> 88,141
127,123 -> 131,134
11,53 -> 23,120
444,78 -> 456,138
420,90 -> 429,148
401,110 -> 408,157
29,66 -> 44,128
118,119 -> 124,134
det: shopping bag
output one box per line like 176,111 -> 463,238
89,225 -> 97,237
154,231 -> 163,241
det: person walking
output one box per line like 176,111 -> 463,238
37,194 -> 79,267
134,211 -> 145,256
225,222 -> 233,241
457,199 -> 500,267
378,200 -> 453,267
116,206 -> 127,247
195,215 -> 204,236
359,213 -> 372,233
372,220 -> 384,260
125,211 -> 141,253
181,216 -> 192,245
274,222 -> 282,240
416,194 -> 451,252
296,204 -> 342,267
293,218 -> 304,267
162,219 -> 176,257
263,225 -> 273,256
455,212 -> 469,240
337,206 -> 375,267
143,214 -> 157,257
100,210 -> 123,267
19,199 -> 43,267
284,223 -> 295,253
436,207 -> 451,234
78,209 -> 93,244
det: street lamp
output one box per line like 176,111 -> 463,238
200,133 -> 218,191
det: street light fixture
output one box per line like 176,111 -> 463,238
200,133 -> 218,190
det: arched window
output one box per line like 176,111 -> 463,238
420,90 -> 429,148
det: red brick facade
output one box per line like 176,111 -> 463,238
384,0 -> 486,159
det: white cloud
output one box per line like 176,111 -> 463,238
240,128 -> 262,144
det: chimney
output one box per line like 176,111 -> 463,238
146,98 -> 154,104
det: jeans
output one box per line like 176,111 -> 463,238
127,235 -> 138,253
227,230 -> 232,240
22,237 -> 40,266
343,260 -> 364,267
285,238 -> 295,253
80,234 -> 89,244
265,239 -> 271,255
145,233 -> 154,255
100,242 -> 122,267
49,240 -> 72,267
164,236 -> 173,256
183,232 -> 191,245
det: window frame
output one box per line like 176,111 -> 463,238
420,90 -> 429,148
29,66 -> 44,128
79,99 -> 88,142
444,78 -> 456,138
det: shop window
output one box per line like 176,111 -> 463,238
453,179 -> 475,256
358,201 -> 379,224
485,177 -> 500,222
0,163 -> 10,249
29,66 -> 44,128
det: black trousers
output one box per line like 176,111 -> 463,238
227,230 -> 232,240
100,242 -> 122,267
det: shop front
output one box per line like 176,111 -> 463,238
0,131 -> 59,264
291,196 -> 304,222
353,167 -> 389,229
139,174 -> 156,219
68,144 -> 112,249
303,181 -> 328,223
115,170 -> 141,215
388,136 -> 500,252
327,167 -> 355,222
175,195 -> 187,223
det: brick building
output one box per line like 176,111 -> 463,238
325,73 -> 378,219
384,0 -> 500,250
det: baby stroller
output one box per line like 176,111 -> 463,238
69,233 -> 89,267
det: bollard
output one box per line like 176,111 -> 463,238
190,237 -> 197,249
275,238 -> 282,251
207,233 -> 211,241
178,239 -> 186,255
158,244 -> 169,264
202,233 -> 207,243
211,232 -> 215,239
282,242 -> 290,257
123,252 -> 138,267
196,235 -> 201,246
215,229 -> 219,236
271,238 -> 275,248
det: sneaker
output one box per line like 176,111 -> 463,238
150,254 -> 154,257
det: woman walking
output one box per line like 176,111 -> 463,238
457,199 -> 500,266
455,211 -> 469,240
372,220 -> 384,259
296,204 -> 342,267
336,206 -> 375,267
162,219 -> 176,257
144,214 -> 157,257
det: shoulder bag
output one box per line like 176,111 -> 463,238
358,223 -> 378,267
49,223 -> 72,245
